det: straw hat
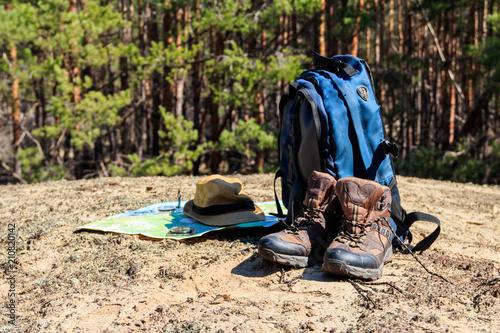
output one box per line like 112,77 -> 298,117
183,174 -> 265,226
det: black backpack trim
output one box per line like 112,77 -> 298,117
312,52 -> 359,77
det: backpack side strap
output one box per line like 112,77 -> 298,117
390,197 -> 441,252
271,169 -> 286,218
405,211 -> 441,252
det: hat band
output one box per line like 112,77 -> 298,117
192,201 -> 255,216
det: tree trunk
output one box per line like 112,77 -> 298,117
351,0 -> 364,57
319,0 -> 326,55
120,0 -> 134,155
137,0 -> 147,158
402,7 -> 413,155
387,0 -> 393,66
449,10 -> 458,145
148,1 -> 161,155
191,1 -> 204,175
10,45 -> 21,175
326,0 -> 336,55
174,7 -> 186,118
209,29 -> 225,173
340,0 -> 348,54
416,22 -> 423,147
69,0 -> 81,104
162,2 -> 173,114
255,91 -> 265,171
378,0 -> 386,103
374,0 -> 381,66
397,0 -> 403,54
119,0 -> 130,92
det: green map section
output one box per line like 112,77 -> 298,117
77,201 -> 286,239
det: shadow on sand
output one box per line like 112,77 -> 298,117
231,252 -> 343,283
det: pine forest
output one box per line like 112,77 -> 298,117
0,0 -> 499,184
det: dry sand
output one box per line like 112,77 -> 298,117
0,174 -> 499,332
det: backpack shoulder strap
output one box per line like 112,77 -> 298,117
272,80 -> 323,219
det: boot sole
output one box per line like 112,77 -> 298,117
258,247 -> 308,268
322,245 -> 393,280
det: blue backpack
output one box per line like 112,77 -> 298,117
274,52 -> 440,252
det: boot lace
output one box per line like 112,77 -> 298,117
337,216 -> 387,247
288,206 -> 324,233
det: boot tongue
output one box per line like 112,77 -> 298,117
302,171 -> 335,210
337,178 -> 385,234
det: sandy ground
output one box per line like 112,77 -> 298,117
0,174 -> 499,333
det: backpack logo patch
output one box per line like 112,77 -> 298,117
357,86 -> 369,101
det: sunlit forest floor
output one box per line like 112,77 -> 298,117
1,174 -> 499,332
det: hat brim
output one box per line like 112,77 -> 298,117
183,200 -> 266,226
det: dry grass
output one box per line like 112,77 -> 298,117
0,174 -> 499,332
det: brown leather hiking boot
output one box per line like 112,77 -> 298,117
322,177 -> 393,280
258,171 -> 340,267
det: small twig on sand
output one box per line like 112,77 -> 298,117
355,280 -> 405,295
349,280 -> 378,309
478,277 -> 500,287
389,223 -> 453,285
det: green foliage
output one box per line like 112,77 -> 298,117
265,49 -> 309,86
197,0 -> 254,34
109,108 -> 208,177
205,42 -> 263,109
1,0 -> 498,184
205,42 -> 308,113
17,147 -> 66,183
0,3 -> 38,45
158,108 -> 207,173
34,90 -> 130,150
396,147 -> 441,180
1,0 -> 132,181
218,118 -> 276,157
417,0 -> 473,20
258,0 -> 321,32
327,1 -> 358,37
114,115 -> 277,177
396,140 -> 500,184
476,12 -> 500,84
108,153 -> 162,177
133,40 -> 199,83
486,142 -> 500,183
